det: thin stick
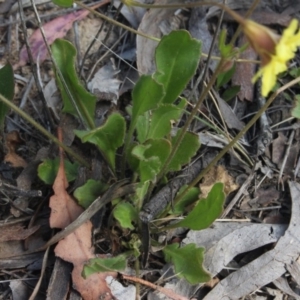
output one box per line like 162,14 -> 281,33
122,274 -> 190,300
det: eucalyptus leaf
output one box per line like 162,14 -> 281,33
52,39 -> 96,129
75,113 -> 126,171
0,63 -> 14,127
163,243 -> 210,284
154,30 -> 201,104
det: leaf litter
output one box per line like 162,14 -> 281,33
2,0 -> 300,299
49,129 -> 116,299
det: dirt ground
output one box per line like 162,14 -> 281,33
1,0 -> 300,299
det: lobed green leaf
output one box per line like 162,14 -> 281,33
74,179 -> 108,208
168,129 -> 200,172
38,158 -> 79,184
82,254 -> 127,279
131,75 -> 164,127
113,202 -> 138,230
154,30 -> 201,104
75,113 -> 126,171
168,182 -> 225,230
132,139 -> 171,182
163,243 -> 210,284
52,39 -> 96,129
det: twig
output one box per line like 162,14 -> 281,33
122,274 -> 191,300
28,246 -> 50,300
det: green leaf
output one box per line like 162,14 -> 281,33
292,95 -> 300,119
168,182 -> 225,230
171,186 -> 200,215
132,75 -> 165,127
75,113 -> 126,171
163,243 -> 210,284
132,181 -> 150,204
113,202 -> 138,230
218,29 -> 233,57
38,158 -> 79,184
168,129 -> 200,172
147,103 -> 184,140
82,254 -> 127,279
216,63 -> 236,88
127,141 -> 140,172
154,30 -> 201,104
136,111 -> 150,143
0,63 -> 14,127
132,139 -> 171,182
52,0 -> 73,7
74,179 -> 108,209
222,85 -> 240,101
52,39 -> 96,129
289,67 -> 300,78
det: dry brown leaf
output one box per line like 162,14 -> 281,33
202,181 -> 300,299
49,154 -> 83,229
0,224 -> 40,242
4,131 -> 27,168
136,0 -> 184,74
231,35 -> 256,101
272,132 -> 287,166
200,165 -> 239,198
49,133 -> 116,300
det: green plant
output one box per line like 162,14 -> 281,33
4,0 -> 300,293
44,30 -> 225,284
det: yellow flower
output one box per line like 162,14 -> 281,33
243,19 -> 300,96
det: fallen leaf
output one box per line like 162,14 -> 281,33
183,222 -> 287,278
216,95 -> 244,129
273,277 -> 300,299
202,181 -> 300,299
49,130 -> 116,299
15,1 -> 109,68
272,132 -> 287,166
231,36 -> 256,101
113,0 -> 146,29
4,131 -> 27,168
0,224 -> 40,242
136,0 -> 184,74
199,165 -> 239,198
88,62 -> 121,104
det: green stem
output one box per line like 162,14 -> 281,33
0,94 -> 90,168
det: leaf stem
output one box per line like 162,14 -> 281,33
0,94 -> 90,168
